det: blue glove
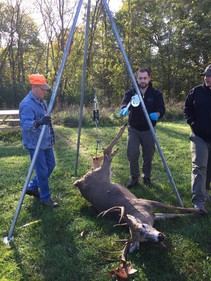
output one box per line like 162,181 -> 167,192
119,108 -> 129,117
149,112 -> 159,121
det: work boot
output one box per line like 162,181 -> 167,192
143,177 -> 152,187
126,177 -> 138,189
205,190 -> 210,202
26,189 -> 40,198
193,202 -> 208,215
42,199 -> 59,208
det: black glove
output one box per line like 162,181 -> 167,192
34,115 -> 51,128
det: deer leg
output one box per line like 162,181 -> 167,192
154,212 -> 195,220
149,200 -> 201,214
92,156 -> 104,169
103,123 -> 127,156
92,124 -> 126,168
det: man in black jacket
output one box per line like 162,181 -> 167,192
120,67 -> 165,188
184,65 -> 211,215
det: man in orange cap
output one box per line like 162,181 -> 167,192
19,74 -> 58,207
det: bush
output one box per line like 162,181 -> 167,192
52,101 -> 185,128
0,130 -> 22,142
164,100 -> 184,121
52,105 -> 123,127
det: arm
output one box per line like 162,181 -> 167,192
19,103 -> 37,130
184,89 -> 195,126
119,88 -> 135,117
19,101 -> 51,130
150,90 -> 165,120
120,88 -> 135,109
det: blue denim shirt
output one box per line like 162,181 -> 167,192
19,91 -> 55,150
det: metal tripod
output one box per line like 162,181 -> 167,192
4,0 -> 183,245
75,0 -> 183,207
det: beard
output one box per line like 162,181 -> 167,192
139,82 -> 148,89
205,81 -> 211,88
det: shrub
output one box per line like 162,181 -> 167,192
52,101 -> 185,128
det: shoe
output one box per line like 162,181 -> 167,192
193,203 -> 208,215
143,177 -> 152,186
26,189 -> 40,198
205,191 -> 210,202
42,199 -> 59,207
126,178 -> 138,189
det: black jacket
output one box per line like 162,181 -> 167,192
121,83 -> 165,132
184,83 -> 211,142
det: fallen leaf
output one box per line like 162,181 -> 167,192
124,263 -> 137,275
109,262 -> 137,280
113,266 -> 128,279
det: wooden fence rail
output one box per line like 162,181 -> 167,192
0,110 -> 20,131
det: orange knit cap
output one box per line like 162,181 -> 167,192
29,74 -> 50,90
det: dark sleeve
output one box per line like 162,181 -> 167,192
184,89 -> 195,126
120,88 -> 134,108
155,90 -> 165,118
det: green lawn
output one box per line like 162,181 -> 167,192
0,122 -> 211,281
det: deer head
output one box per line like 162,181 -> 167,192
98,206 -> 165,260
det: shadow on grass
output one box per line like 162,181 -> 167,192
7,181 -> 211,281
4,125 -> 211,281
157,122 -> 189,140
10,198 -> 90,281
0,144 -> 28,158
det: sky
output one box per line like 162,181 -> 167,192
24,0 -> 124,25
108,0 -> 123,12
2,0 -> 123,20
1,0 -> 123,42
32,0 -> 124,40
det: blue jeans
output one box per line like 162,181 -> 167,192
27,148 -> 56,202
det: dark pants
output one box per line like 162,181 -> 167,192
190,134 -> 211,204
127,127 -> 155,179
27,148 -> 56,202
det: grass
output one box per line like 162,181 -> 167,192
0,121 -> 211,281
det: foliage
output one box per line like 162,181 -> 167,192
1,122 -> 211,281
0,0 -> 210,109
0,1 -> 47,108
53,105 -> 123,128
52,100 -> 185,130
114,0 -> 211,101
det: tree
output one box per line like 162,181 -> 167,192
112,0 -> 211,101
0,0 -> 211,109
0,0 -> 44,108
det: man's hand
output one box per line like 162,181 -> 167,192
149,112 -> 159,121
119,108 -> 129,117
34,115 -> 51,128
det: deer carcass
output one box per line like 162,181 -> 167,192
74,124 -> 200,260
